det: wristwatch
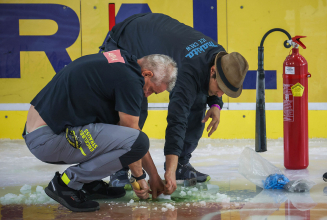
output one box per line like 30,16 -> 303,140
131,170 -> 146,180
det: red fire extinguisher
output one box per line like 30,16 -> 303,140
283,36 -> 311,169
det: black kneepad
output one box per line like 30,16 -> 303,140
135,131 -> 149,153
119,131 -> 149,167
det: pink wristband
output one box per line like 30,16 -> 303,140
210,104 -> 221,110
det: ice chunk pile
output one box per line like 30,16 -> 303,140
179,191 -> 186,197
129,199 -> 135,203
162,202 -> 175,211
20,184 -> 32,194
215,193 -> 230,203
0,185 -> 55,205
0,193 -> 25,205
174,183 -> 229,202
126,199 -> 135,206
139,206 -> 147,208
191,187 -> 198,192
157,194 -> 171,200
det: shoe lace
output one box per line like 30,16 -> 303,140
180,163 -> 200,173
179,162 -> 192,170
99,180 -> 109,188
96,180 -> 111,194
77,190 -> 87,202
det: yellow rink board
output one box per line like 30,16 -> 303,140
1,0 -> 326,104
1,110 -> 326,140
226,0 -> 327,104
0,0 -> 81,104
1,0 -> 327,140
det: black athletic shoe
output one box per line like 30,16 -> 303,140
175,163 -> 211,183
109,168 -> 132,190
323,172 -> 327,182
44,172 -> 100,212
82,180 -> 126,200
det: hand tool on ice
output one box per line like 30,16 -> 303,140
129,177 -> 140,190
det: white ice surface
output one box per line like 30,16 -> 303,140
2,138 -> 326,187
1,138 -> 327,206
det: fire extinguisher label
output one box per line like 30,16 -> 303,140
285,66 -> 295,74
291,83 -> 305,97
283,84 -> 294,122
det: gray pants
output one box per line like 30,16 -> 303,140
23,123 -> 146,190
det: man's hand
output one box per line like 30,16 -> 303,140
164,155 -> 178,195
141,151 -> 164,199
148,175 -> 164,199
164,170 -> 177,195
129,159 -> 148,199
201,106 -> 221,137
133,179 -> 150,200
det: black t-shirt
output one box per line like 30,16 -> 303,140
109,13 -> 225,156
31,49 -> 144,134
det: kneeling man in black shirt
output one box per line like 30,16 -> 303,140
23,49 -> 177,212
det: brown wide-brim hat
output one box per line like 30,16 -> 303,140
214,51 -> 249,98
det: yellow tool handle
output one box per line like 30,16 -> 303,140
130,177 -> 141,190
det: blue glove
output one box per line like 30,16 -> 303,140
264,174 -> 289,189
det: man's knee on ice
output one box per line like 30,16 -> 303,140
119,131 -> 149,167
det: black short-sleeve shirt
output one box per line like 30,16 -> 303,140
31,49 -> 144,134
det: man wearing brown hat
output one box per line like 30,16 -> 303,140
100,13 -> 249,194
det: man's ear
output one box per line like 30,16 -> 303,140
142,70 -> 154,78
210,66 -> 216,78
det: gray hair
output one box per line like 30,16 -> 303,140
141,54 -> 178,92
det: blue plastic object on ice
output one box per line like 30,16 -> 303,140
264,174 -> 289,189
